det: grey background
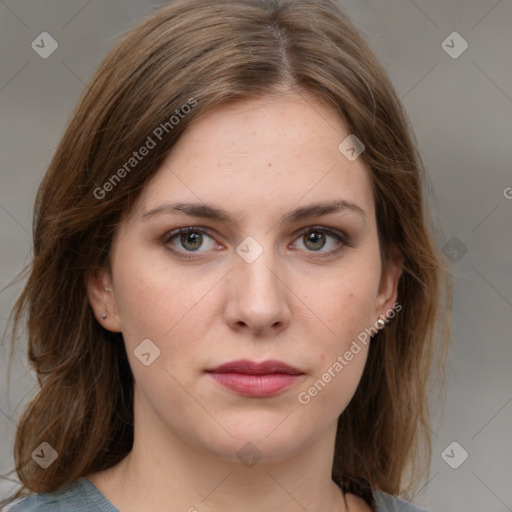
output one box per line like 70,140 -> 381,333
1,1 -> 511,511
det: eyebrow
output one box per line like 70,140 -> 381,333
142,199 -> 366,225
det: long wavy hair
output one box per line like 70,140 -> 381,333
2,0 -> 451,506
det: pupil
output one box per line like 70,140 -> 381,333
305,232 -> 325,250
182,232 -> 202,250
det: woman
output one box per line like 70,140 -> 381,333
1,0 -> 451,510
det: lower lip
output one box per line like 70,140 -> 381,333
207,372 -> 303,397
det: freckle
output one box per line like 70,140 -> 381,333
268,162 -> 272,167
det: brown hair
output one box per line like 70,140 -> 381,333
2,0 -> 451,506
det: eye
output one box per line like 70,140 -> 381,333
291,227 -> 346,255
163,227 -> 217,253
162,225 -> 348,260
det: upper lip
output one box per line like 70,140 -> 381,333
207,359 -> 303,375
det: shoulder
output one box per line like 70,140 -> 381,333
373,489 -> 430,512
1,479 -> 118,512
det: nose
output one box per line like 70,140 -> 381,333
223,247 -> 292,337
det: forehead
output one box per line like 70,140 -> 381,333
133,93 -> 375,225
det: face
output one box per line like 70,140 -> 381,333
88,92 -> 402,463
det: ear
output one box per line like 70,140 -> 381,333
86,268 -> 122,333
375,245 -> 403,319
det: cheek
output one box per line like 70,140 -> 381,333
296,277 -> 375,417
312,264 -> 381,341
295,257 -> 379,408
111,249 -> 177,341
111,249 -> 218,366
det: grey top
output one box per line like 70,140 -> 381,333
2,478 -> 429,512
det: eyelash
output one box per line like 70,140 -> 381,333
162,226 -> 349,261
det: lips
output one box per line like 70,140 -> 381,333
206,359 -> 304,397
208,359 -> 303,375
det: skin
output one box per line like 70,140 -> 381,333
86,91 -> 402,512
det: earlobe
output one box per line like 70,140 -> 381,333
86,268 -> 122,333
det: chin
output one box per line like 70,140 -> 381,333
193,415 -> 317,465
